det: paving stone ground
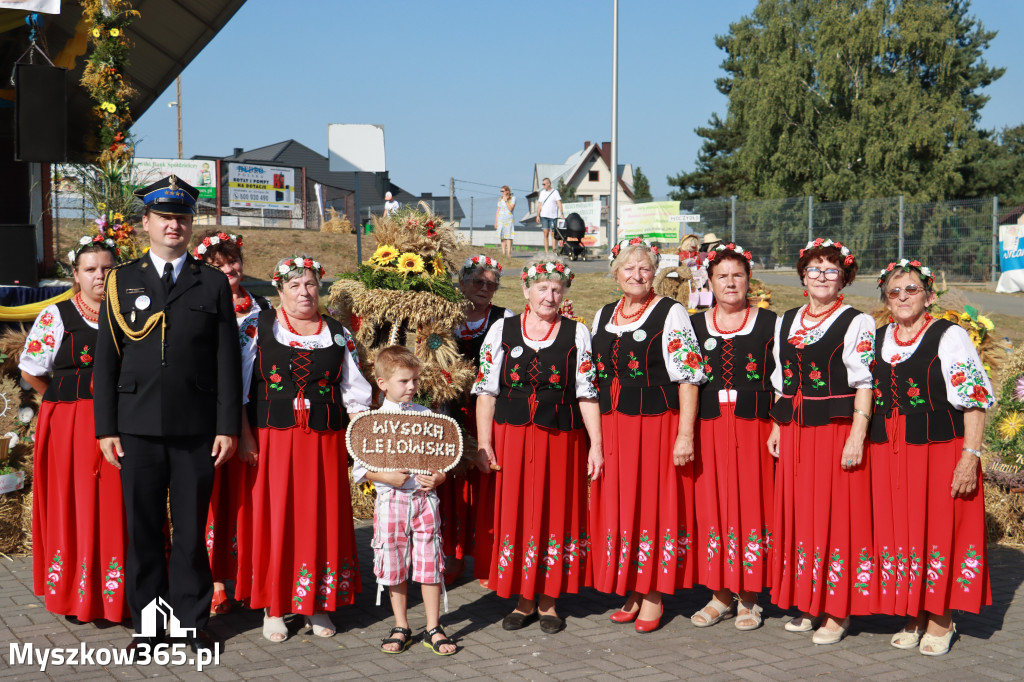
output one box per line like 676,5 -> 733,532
2,521 -> 1022,681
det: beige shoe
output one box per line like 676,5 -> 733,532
919,624 -> 956,656
305,612 -> 336,638
890,628 -> 923,649
735,601 -> 763,631
262,609 -> 288,643
690,596 -> 736,627
784,613 -> 821,632
811,617 -> 850,645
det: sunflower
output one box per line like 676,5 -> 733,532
370,244 -> 399,266
431,256 -> 445,275
977,315 -> 994,331
396,252 -> 425,274
942,310 -> 961,323
998,411 -> 1024,440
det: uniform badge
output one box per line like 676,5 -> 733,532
334,333 -> 344,347
704,337 -> 718,351
632,329 -> 647,342
510,345 -> 524,358
135,295 -> 151,310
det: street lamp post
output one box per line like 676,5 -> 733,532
168,76 -> 183,158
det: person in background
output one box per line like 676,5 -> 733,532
21,236 -> 125,626
496,186 -> 516,257
383,191 -> 400,216
535,178 -> 563,256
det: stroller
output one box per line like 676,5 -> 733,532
555,212 -> 588,261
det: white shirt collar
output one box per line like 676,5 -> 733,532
148,250 -> 188,281
381,398 -> 415,411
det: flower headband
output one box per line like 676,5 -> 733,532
193,232 -> 242,260
706,242 -> 752,262
272,256 -> 326,287
68,234 -> 118,264
800,237 -> 855,266
461,254 -> 502,279
521,261 -> 574,286
609,236 -> 659,262
877,258 -> 934,288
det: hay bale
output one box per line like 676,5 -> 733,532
984,481 -> 1024,547
321,206 -> 352,234
348,467 -> 375,520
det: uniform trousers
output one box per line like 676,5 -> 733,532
119,433 -> 215,633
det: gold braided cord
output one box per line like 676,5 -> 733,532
104,268 -> 166,357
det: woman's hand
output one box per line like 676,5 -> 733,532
476,444 -> 499,474
767,423 -> 781,458
950,452 -> 979,498
587,443 -> 604,480
841,432 -> 864,471
238,428 -> 259,466
673,432 -> 694,466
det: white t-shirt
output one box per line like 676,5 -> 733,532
538,188 -> 561,219
384,200 -> 400,215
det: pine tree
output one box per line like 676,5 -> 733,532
633,166 -> 653,202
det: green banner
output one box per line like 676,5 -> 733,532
619,201 -> 680,241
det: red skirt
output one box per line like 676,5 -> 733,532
485,422 -> 589,600
472,467 -> 497,580
205,451 -> 257,584
770,419 -> 873,617
694,406 -> 775,594
869,414 -> 990,615
238,427 -> 361,617
588,409 -> 696,596
437,470 -> 474,560
32,399 -> 129,623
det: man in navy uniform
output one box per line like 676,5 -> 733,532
94,175 -> 241,653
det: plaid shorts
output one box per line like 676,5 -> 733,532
371,487 -> 444,586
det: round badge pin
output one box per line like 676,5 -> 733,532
632,329 -> 647,342
134,295 -> 151,310
704,337 -> 718,351
510,345 -> 524,358
334,333 -> 344,347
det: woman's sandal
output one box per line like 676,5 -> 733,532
262,610 -> 288,643
305,612 -> 336,638
735,601 -> 763,631
380,626 -> 413,654
210,588 -> 231,616
690,596 -> 736,628
422,625 -> 457,656
891,627 -> 923,649
919,624 -> 956,656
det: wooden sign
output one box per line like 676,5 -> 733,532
346,409 -> 463,475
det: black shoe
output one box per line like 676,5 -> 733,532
185,630 -> 219,655
539,614 -> 565,634
501,610 -> 539,631
125,633 -> 164,652
64,614 -> 85,625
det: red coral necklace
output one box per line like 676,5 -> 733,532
522,305 -> 557,342
74,292 -> 99,323
613,289 -> 655,325
799,294 -> 844,331
234,288 -> 253,314
712,304 -> 750,335
283,310 -> 323,336
461,304 -> 491,339
893,314 -> 932,347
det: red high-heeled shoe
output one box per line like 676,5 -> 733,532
210,589 -> 231,615
634,604 -> 664,633
609,608 -> 639,623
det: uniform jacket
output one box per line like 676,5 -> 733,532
93,253 -> 242,438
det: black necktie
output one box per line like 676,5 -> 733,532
162,262 -> 174,295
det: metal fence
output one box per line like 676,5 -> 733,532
675,195 -> 1000,282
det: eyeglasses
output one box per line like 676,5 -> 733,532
804,266 -> 842,281
470,278 -> 498,291
885,284 -> 924,299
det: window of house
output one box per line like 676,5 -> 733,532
600,194 -> 609,207
578,195 -> 592,202
588,170 -> 599,182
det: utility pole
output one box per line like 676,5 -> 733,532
609,0 -> 619,249
449,177 -> 454,225
175,76 -> 182,158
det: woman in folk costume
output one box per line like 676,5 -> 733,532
473,258 -> 603,635
588,237 -> 704,634
767,238 -> 876,645
689,243 -> 776,631
870,259 -> 992,656
236,255 -> 373,642
20,236 -> 127,624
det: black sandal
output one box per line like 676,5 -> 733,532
502,609 -> 539,631
380,626 -> 413,654
422,625 -> 457,656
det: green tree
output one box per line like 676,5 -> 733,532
669,0 -> 1004,202
632,166 -> 653,202
556,178 -> 577,202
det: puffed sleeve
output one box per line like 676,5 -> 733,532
662,302 -> 706,385
939,325 -> 995,410
471,318 -> 506,397
574,322 -> 598,399
842,312 -> 876,390
239,319 -> 258,406
18,304 -> 64,377
340,326 -> 373,413
770,315 -> 784,394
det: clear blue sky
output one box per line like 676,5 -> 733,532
132,0 -> 1024,206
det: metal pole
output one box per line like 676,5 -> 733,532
730,195 -> 737,243
609,0 -> 619,250
992,196 -> 999,283
897,195 -> 905,260
470,196 -> 474,245
807,196 -> 813,241
354,172 -> 362,264
449,177 -> 454,226
176,76 -> 183,159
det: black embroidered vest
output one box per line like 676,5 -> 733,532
592,297 -> 678,415
457,305 -> 507,368
251,310 -> 351,431
770,307 -> 859,426
42,299 -> 97,403
493,316 -> 583,431
869,319 -> 964,444
691,309 -> 776,420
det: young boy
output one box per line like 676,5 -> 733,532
353,346 -> 457,656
